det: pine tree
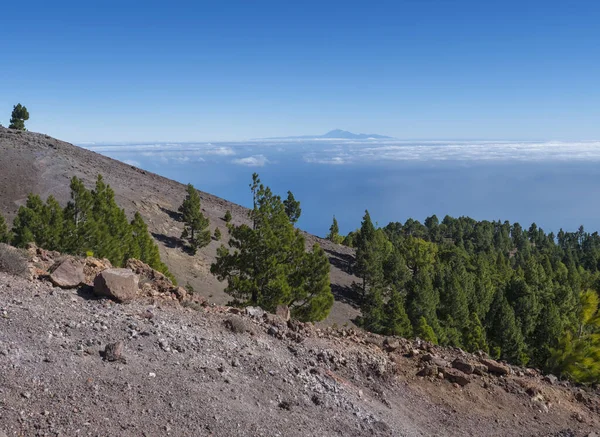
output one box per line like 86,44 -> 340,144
224,210 -> 232,223
406,266 -> 439,334
90,175 -> 132,265
415,316 -> 438,344
12,194 -> 63,250
211,174 -> 333,321
384,287 -> 412,337
179,183 -> 210,254
326,215 -> 343,244
128,211 -> 175,282
464,312 -> 489,353
354,211 -> 387,295
9,103 -> 29,131
62,176 -> 97,255
550,290 -> 600,383
531,301 -> 562,367
0,213 -> 11,243
283,191 -> 301,224
361,286 -> 386,333
487,290 -> 527,364
214,228 -> 222,241
289,244 -> 334,322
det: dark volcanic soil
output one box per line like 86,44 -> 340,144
0,271 -> 599,436
0,127 -> 360,326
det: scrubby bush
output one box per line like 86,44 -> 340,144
224,210 -> 232,223
0,243 -> 29,278
224,316 -> 250,334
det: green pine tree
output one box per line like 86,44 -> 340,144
179,183 -> 211,254
464,312 -> 489,353
549,290 -> 600,384
0,213 -> 11,244
90,175 -> 133,265
289,243 -> 334,322
326,215 -> 343,244
415,316 -> 438,344
9,103 -> 29,131
211,174 -> 333,321
12,194 -> 63,250
384,287 -> 412,337
487,290 -> 528,364
361,286 -> 386,333
224,210 -> 232,223
283,191 -> 301,224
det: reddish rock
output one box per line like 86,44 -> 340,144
443,368 -> 471,386
452,358 -> 475,375
49,258 -> 85,288
93,268 -> 139,303
480,358 -> 510,375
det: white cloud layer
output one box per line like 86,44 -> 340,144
232,155 -> 269,167
81,140 -> 600,167
303,140 -> 600,165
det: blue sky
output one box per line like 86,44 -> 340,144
1,1 -> 599,142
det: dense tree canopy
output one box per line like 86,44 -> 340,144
211,173 -> 333,322
10,175 -> 174,282
348,213 -> 600,381
9,103 -> 29,130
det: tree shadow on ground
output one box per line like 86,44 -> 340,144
324,248 -> 355,274
151,232 -> 196,255
159,206 -> 182,222
330,283 -> 362,309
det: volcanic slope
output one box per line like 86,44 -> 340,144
0,127 -> 359,325
0,268 -> 599,437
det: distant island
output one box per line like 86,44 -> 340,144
264,129 -> 394,140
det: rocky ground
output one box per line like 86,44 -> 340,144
0,127 -> 360,327
0,253 -> 599,436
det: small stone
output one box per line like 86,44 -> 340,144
245,306 -> 265,318
275,305 -> 290,322
543,374 -> 558,385
383,337 -> 400,352
21,392 -> 31,399
103,341 -> 124,362
268,326 -> 279,337
148,372 -> 156,378
158,338 -> 170,352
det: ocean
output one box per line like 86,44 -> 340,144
81,139 -> 600,237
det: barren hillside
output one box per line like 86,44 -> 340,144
0,127 -> 360,326
0,263 -> 599,436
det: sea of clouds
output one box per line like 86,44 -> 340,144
82,139 -> 600,168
